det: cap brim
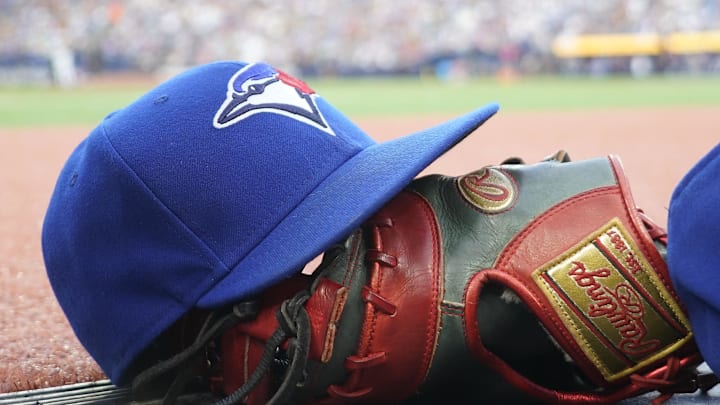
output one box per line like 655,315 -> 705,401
198,102 -> 499,307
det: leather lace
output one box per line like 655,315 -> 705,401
131,301 -> 259,404
214,290 -> 311,405
630,357 -> 719,405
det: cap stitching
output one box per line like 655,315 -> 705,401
99,124 -> 226,279
98,123 -> 230,373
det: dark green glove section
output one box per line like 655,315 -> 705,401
403,154 -> 617,402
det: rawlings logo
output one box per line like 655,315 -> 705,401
457,167 -> 517,214
568,261 -> 660,355
532,219 -> 693,381
213,62 -> 335,135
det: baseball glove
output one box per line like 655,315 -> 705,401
132,152 -> 718,405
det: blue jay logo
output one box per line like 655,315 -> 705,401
213,63 -> 334,135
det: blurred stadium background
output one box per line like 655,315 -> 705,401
1,0 -> 720,88
2,1 -> 720,400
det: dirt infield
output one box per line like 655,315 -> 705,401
1,107 -> 719,392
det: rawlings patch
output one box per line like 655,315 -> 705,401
531,218 -> 692,382
213,62 -> 335,135
457,167 -> 518,214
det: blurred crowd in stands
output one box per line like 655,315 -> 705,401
1,0 -> 719,85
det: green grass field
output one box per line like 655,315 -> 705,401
1,75 -> 720,127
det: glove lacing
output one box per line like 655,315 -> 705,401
131,301 -> 259,404
630,356 -> 719,405
214,290 -> 312,405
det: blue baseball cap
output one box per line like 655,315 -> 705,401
41,61 -> 498,384
667,142 -> 720,375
